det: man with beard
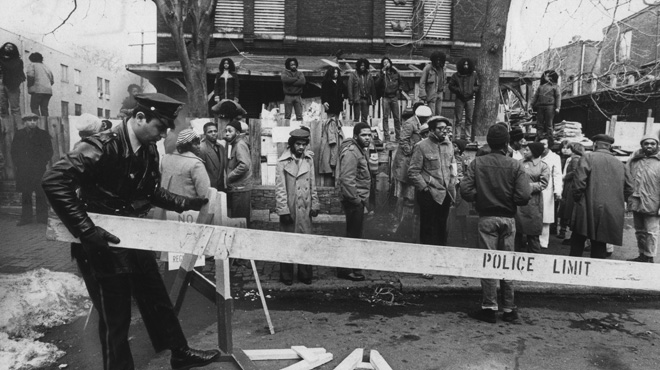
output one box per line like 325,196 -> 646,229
199,121 -> 226,191
626,134 -> 660,263
419,51 -> 447,115
408,116 -> 456,246
281,57 -> 306,120
348,58 -> 377,123
275,128 -> 320,285
449,58 -> 480,142
376,57 -> 403,141
336,122 -> 373,281
41,93 -> 219,370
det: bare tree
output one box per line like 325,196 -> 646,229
474,0 -> 513,136
152,0 -> 215,117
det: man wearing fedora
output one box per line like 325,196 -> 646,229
42,93 -> 220,370
12,113 -> 52,225
569,134 -> 633,259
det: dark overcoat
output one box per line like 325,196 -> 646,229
11,127 -> 52,192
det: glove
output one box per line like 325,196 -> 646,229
185,197 -> 209,211
79,226 -> 121,273
309,209 -> 319,218
280,214 -> 294,224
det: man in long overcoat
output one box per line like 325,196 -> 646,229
12,113 -> 52,225
199,121 -> 226,191
275,128 -> 320,285
570,134 -> 633,258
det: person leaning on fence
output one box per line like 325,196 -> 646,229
625,134 -> 660,263
276,128 -> 320,285
514,142 -> 549,254
569,134 -> 633,259
281,57 -> 306,120
12,113 -> 52,226
336,122 -> 373,282
461,124 -> 531,324
41,93 -> 220,370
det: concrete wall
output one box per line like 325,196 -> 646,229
0,27 -> 141,118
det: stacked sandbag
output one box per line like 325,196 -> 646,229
555,120 -> 583,138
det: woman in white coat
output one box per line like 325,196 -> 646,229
539,135 -> 563,248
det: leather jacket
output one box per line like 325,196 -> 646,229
42,122 -> 192,275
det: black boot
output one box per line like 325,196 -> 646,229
171,347 -> 221,370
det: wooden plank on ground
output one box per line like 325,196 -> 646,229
243,348 -> 327,361
47,214 -> 660,291
333,348 -> 363,370
280,352 -> 333,370
369,350 -> 392,370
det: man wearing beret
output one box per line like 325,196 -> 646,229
42,93 -> 220,369
626,134 -> 660,263
570,134 -> 633,259
461,124 -> 531,324
224,119 -> 253,223
12,113 -> 52,225
275,128 -> 320,285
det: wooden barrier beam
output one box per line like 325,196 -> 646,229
47,214 -> 660,291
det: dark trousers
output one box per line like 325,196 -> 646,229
227,190 -> 251,225
536,105 -> 556,137
569,233 -> 607,259
353,98 -> 370,123
75,249 -> 187,370
515,232 -> 542,253
21,189 -> 48,223
417,191 -> 451,246
30,93 -> 51,116
338,200 -> 365,276
279,221 -> 313,281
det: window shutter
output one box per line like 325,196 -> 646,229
254,0 -> 285,36
423,0 -> 452,39
215,0 -> 244,32
386,0 -> 414,38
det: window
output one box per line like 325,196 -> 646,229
97,77 -> 103,98
618,30 -> 632,61
254,0 -> 284,36
386,0 -> 413,38
61,101 -> 69,117
74,104 -> 82,116
215,0 -> 244,32
423,0 -> 453,39
74,69 -> 82,93
105,79 -> 110,98
61,64 -> 69,83
97,108 -> 103,117
105,109 -> 110,119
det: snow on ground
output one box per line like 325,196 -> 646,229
0,269 -> 90,370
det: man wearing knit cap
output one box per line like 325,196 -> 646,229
626,134 -> 660,263
275,128 -> 320,285
570,134 -> 633,259
509,128 -> 526,160
225,119 -> 253,224
12,113 -> 52,225
42,93 -> 220,369
461,124 -> 531,324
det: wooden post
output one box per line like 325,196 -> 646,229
248,119 -> 262,186
644,110 -> 654,136
607,115 -> 617,137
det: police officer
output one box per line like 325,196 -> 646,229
42,93 -> 220,370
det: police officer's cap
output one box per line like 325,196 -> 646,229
134,93 -> 184,129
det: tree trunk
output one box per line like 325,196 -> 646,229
153,0 -> 215,117
474,0 -> 512,137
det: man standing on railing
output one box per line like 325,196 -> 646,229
42,93 -> 220,370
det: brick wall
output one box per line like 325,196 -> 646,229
297,0 -> 373,38
601,8 -> 660,72
251,185 -> 343,214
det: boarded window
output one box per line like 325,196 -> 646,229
254,0 -> 285,36
618,30 -> 632,61
215,0 -> 244,33
386,0 -> 414,38
423,0 -> 452,39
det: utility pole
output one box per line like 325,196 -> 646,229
128,31 -> 155,87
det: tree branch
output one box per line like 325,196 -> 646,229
46,0 -> 78,35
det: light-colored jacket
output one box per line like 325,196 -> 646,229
337,138 -> 371,205
408,135 -> 456,205
541,150 -> 562,223
275,149 -> 320,234
26,62 -> 54,95
226,136 -> 252,192
392,116 -> 422,183
515,157 -> 549,235
419,64 -> 445,102
626,149 -> 660,215
159,152 -> 210,197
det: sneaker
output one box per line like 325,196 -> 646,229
628,254 -> 654,263
502,310 -> 520,323
469,309 -> 497,323
171,347 -> 221,370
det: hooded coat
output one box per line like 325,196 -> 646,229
571,147 -> 633,245
626,140 -> 660,215
275,149 -> 320,234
